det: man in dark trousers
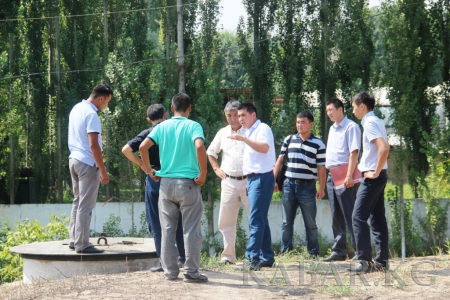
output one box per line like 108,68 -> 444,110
122,104 -> 185,272
348,92 -> 390,273
68,84 -> 113,254
139,93 -> 208,283
323,98 -> 361,262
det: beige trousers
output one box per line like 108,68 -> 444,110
218,176 -> 250,263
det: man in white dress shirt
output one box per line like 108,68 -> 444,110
207,101 -> 250,265
323,98 -> 361,262
229,103 -> 276,269
347,92 -> 390,273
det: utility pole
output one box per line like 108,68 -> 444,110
9,32 -> 14,205
56,0 -> 63,203
177,0 -> 185,93
103,0 -> 111,201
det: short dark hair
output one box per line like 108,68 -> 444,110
147,104 -> 166,120
91,84 -> 113,99
237,102 -> 257,117
352,92 -> 375,111
297,111 -> 314,123
171,93 -> 191,112
326,98 -> 344,111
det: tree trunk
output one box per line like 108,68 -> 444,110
177,0 -> 185,93
48,20 -> 56,204
322,0 -> 328,143
56,8 -> 63,203
103,0 -> 111,201
9,32 -> 15,205
253,2 -> 260,112
166,6 -> 170,59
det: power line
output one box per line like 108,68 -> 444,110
0,2 -> 424,82
0,2 -> 197,22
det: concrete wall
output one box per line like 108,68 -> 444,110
1,199 -> 450,245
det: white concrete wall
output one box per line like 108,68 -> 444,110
1,199 -> 449,245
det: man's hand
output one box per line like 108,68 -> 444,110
316,189 -> 325,199
228,134 -> 245,141
149,170 -> 160,182
274,182 -> 280,193
194,173 -> 207,186
344,176 -> 354,188
100,170 -> 110,184
214,167 -> 227,179
364,171 -> 378,179
139,162 -> 150,175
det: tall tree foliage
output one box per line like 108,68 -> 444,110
381,0 -> 438,195
237,0 -> 278,124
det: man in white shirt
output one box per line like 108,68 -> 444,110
229,103 -> 276,269
68,84 -> 113,253
347,92 -> 389,273
207,101 -> 250,265
323,98 -> 361,262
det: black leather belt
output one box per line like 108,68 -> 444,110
289,178 -> 316,185
246,171 -> 273,178
226,174 -> 247,180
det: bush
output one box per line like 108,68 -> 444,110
0,214 -> 69,284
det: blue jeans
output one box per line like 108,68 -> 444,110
145,175 -> 185,264
281,178 -> 319,255
245,172 -> 275,266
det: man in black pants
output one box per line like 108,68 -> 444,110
323,98 -> 361,262
348,92 -> 390,273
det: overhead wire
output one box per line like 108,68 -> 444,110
0,2 -> 198,22
0,2 -> 424,82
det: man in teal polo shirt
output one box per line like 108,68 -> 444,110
139,93 -> 208,283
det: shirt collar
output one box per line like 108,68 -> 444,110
296,132 -> 315,140
229,125 -> 245,134
333,116 -> 348,129
172,116 -> 187,120
251,119 -> 261,130
83,99 -> 98,112
152,121 -> 163,129
361,111 -> 375,126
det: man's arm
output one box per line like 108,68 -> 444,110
121,144 -> 149,174
343,150 -> 359,188
194,139 -> 207,186
208,155 -> 226,179
88,132 -> 109,184
316,165 -> 326,199
228,134 -> 269,153
273,156 -> 284,192
364,137 -> 389,179
139,138 -> 159,182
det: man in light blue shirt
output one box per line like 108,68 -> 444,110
68,84 -> 113,254
347,92 -> 389,273
139,93 -> 208,283
323,98 -> 361,262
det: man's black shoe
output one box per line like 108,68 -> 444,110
150,265 -> 164,272
69,245 -> 75,250
346,261 -> 376,273
322,254 -> 346,262
76,246 -> 104,254
183,274 -> 208,283
219,259 -> 234,265
259,262 -> 275,268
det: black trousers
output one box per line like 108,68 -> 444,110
326,174 -> 357,256
352,170 -> 389,264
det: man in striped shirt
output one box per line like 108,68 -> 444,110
274,111 -> 326,256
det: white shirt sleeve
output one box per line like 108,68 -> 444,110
206,129 -> 222,159
86,113 -> 101,134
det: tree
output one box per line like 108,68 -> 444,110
381,0 -> 438,196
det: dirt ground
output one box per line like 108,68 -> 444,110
1,255 -> 450,300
